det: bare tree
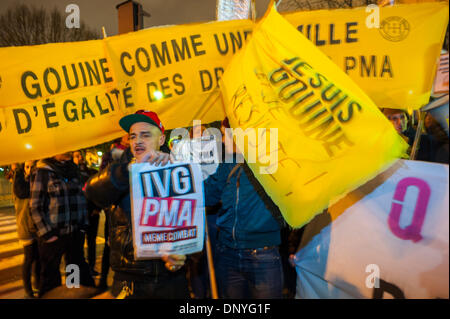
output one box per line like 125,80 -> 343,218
0,4 -> 99,47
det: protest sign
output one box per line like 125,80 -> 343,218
171,134 -> 220,180
294,160 -> 449,299
129,162 -> 205,258
432,53 -> 449,95
220,4 -> 408,228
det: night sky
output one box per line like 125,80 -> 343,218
0,0 -> 272,37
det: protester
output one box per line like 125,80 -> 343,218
203,117 -> 285,299
5,163 -> 18,183
96,136 -> 129,289
72,150 -> 101,277
189,124 -> 207,139
12,160 -> 40,298
83,110 -> 189,299
97,203 -> 110,291
99,135 -> 130,170
175,123 -> 221,299
424,113 -> 449,164
383,108 -> 437,162
30,152 -> 95,297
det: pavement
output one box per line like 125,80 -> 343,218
0,206 -> 114,299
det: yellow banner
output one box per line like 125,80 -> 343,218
284,2 -> 448,110
0,19 -> 252,165
285,2 -> 448,110
220,5 -> 409,228
0,2 -> 446,165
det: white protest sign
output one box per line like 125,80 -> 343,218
433,53 -> 449,95
171,135 -> 220,180
294,160 -> 449,299
130,162 -> 205,258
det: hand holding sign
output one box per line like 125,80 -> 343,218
130,162 -> 205,258
137,149 -> 172,166
162,254 -> 187,272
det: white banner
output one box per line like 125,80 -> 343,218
294,160 -> 449,299
130,162 -> 205,258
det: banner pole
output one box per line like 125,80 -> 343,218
251,0 -> 256,22
410,110 -> 425,160
102,26 -> 107,38
215,0 -> 220,20
204,218 -> 219,299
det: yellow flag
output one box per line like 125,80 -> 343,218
220,5 -> 409,228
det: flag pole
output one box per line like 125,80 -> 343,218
102,26 -> 107,38
409,110 -> 425,160
204,215 -> 219,299
251,0 -> 256,22
211,0 -> 263,299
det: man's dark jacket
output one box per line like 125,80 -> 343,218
83,149 -> 170,279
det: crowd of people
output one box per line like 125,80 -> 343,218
4,105 -> 448,299
6,136 -> 131,298
382,108 -> 448,163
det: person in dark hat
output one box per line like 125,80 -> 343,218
83,110 -> 189,299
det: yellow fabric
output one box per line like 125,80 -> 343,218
0,20 -> 251,165
220,5 -> 409,228
283,2 -> 449,111
0,2 -> 446,165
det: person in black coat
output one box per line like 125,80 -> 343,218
73,150 -> 102,277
